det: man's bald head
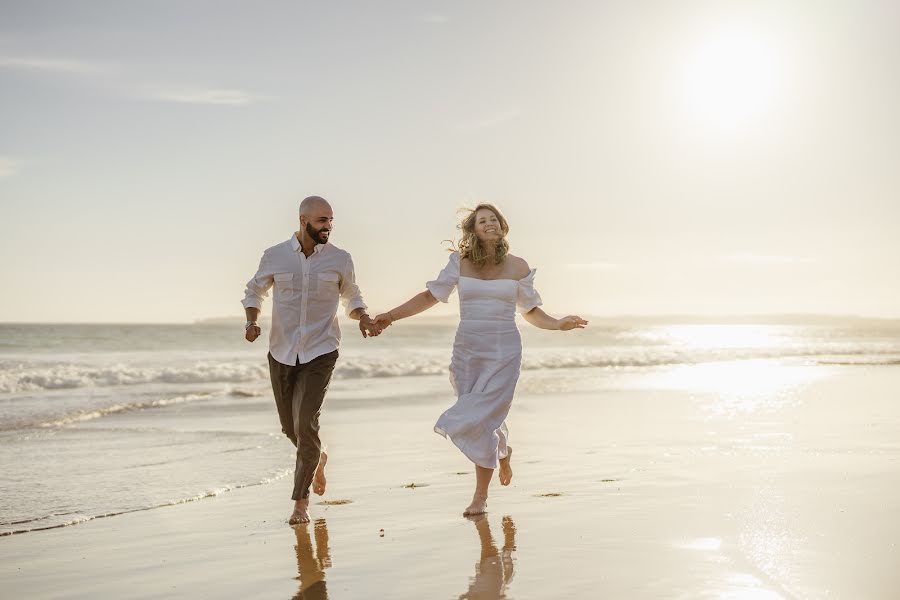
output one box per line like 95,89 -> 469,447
299,195 -> 331,217
298,195 -> 334,246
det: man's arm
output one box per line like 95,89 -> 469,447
340,255 -> 381,338
242,252 -> 273,342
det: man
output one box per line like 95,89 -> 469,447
242,195 -> 381,524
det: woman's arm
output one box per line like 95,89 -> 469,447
374,290 -> 439,328
522,307 -> 588,331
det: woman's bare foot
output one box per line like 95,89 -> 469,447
463,495 -> 488,516
312,450 -> 328,496
499,446 -> 513,486
289,499 -> 311,525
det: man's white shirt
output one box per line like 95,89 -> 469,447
242,235 -> 367,366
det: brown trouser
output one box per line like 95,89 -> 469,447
268,350 -> 338,500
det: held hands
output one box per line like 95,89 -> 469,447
557,315 -> 588,331
359,314 -> 385,338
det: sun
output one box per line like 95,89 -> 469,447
679,27 -> 782,132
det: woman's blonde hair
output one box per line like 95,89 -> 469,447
455,203 -> 510,267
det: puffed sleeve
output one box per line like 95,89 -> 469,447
516,268 -> 543,314
426,252 -> 460,303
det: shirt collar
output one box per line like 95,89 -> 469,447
291,234 -> 326,255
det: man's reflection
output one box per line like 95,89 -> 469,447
459,515 -> 517,599
293,518 -> 331,600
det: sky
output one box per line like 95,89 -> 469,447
1,1 -> 898,323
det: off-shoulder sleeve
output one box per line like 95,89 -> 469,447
516,268 -> 543,314
426,252 -> 460,303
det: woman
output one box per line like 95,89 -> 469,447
374,204 -> 588,515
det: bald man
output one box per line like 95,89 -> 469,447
242,196 -> 382,524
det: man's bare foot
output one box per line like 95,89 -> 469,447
312,450 -> 328,496
499,446 -> 513,486
463,495 -> 488,516
289,500 -> 310,525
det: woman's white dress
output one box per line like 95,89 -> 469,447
426,252 -> 543,469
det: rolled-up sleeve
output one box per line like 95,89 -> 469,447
241,252 -> 273,310
339,255 -> 368,317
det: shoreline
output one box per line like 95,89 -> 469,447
3,363 -> 899,598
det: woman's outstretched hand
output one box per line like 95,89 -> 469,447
557,315 -> 588,331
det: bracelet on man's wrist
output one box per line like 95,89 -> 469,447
245,321 -> 258,330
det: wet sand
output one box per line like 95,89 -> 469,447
2,361 -> 899,598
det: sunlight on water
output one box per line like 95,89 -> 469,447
736,487 -> 798,599
636,359 -> 819,392
652,325 -> 792,350
678,537 -> 723,551
635,359 -> 827,418
660,360 -> 819,394
719,574 -> 786,600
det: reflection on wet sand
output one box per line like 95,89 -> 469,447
293,518 -> 331,600
459,515 -> 517,599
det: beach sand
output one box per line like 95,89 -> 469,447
2,361 -> 899,599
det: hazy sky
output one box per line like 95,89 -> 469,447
1,1 -> 898,322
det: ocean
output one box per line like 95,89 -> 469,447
2,318 -> 899,536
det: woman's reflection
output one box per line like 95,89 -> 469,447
459,515 -> 517,599
293,518 -> 331,600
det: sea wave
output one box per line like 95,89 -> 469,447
814,358 -> 900,366
228,388 -> 265,397
2,345 -> 899,394
38,392 -> 216,428
0,391 -> 219,431
0,362 -> 269,394
337,346 -> 900,375
0,468 -> 291,537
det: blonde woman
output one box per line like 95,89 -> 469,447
374,204 -> 588,515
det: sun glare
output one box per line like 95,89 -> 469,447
660,324 -> 787,349
624,325 -> 826,415
680,27 -> 781,132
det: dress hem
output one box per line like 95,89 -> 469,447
433,425 -> 501,470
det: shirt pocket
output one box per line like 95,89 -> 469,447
274,273 -> 294,301
317,272 -> 339,300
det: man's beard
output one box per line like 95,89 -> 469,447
306,222 -> 330,244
